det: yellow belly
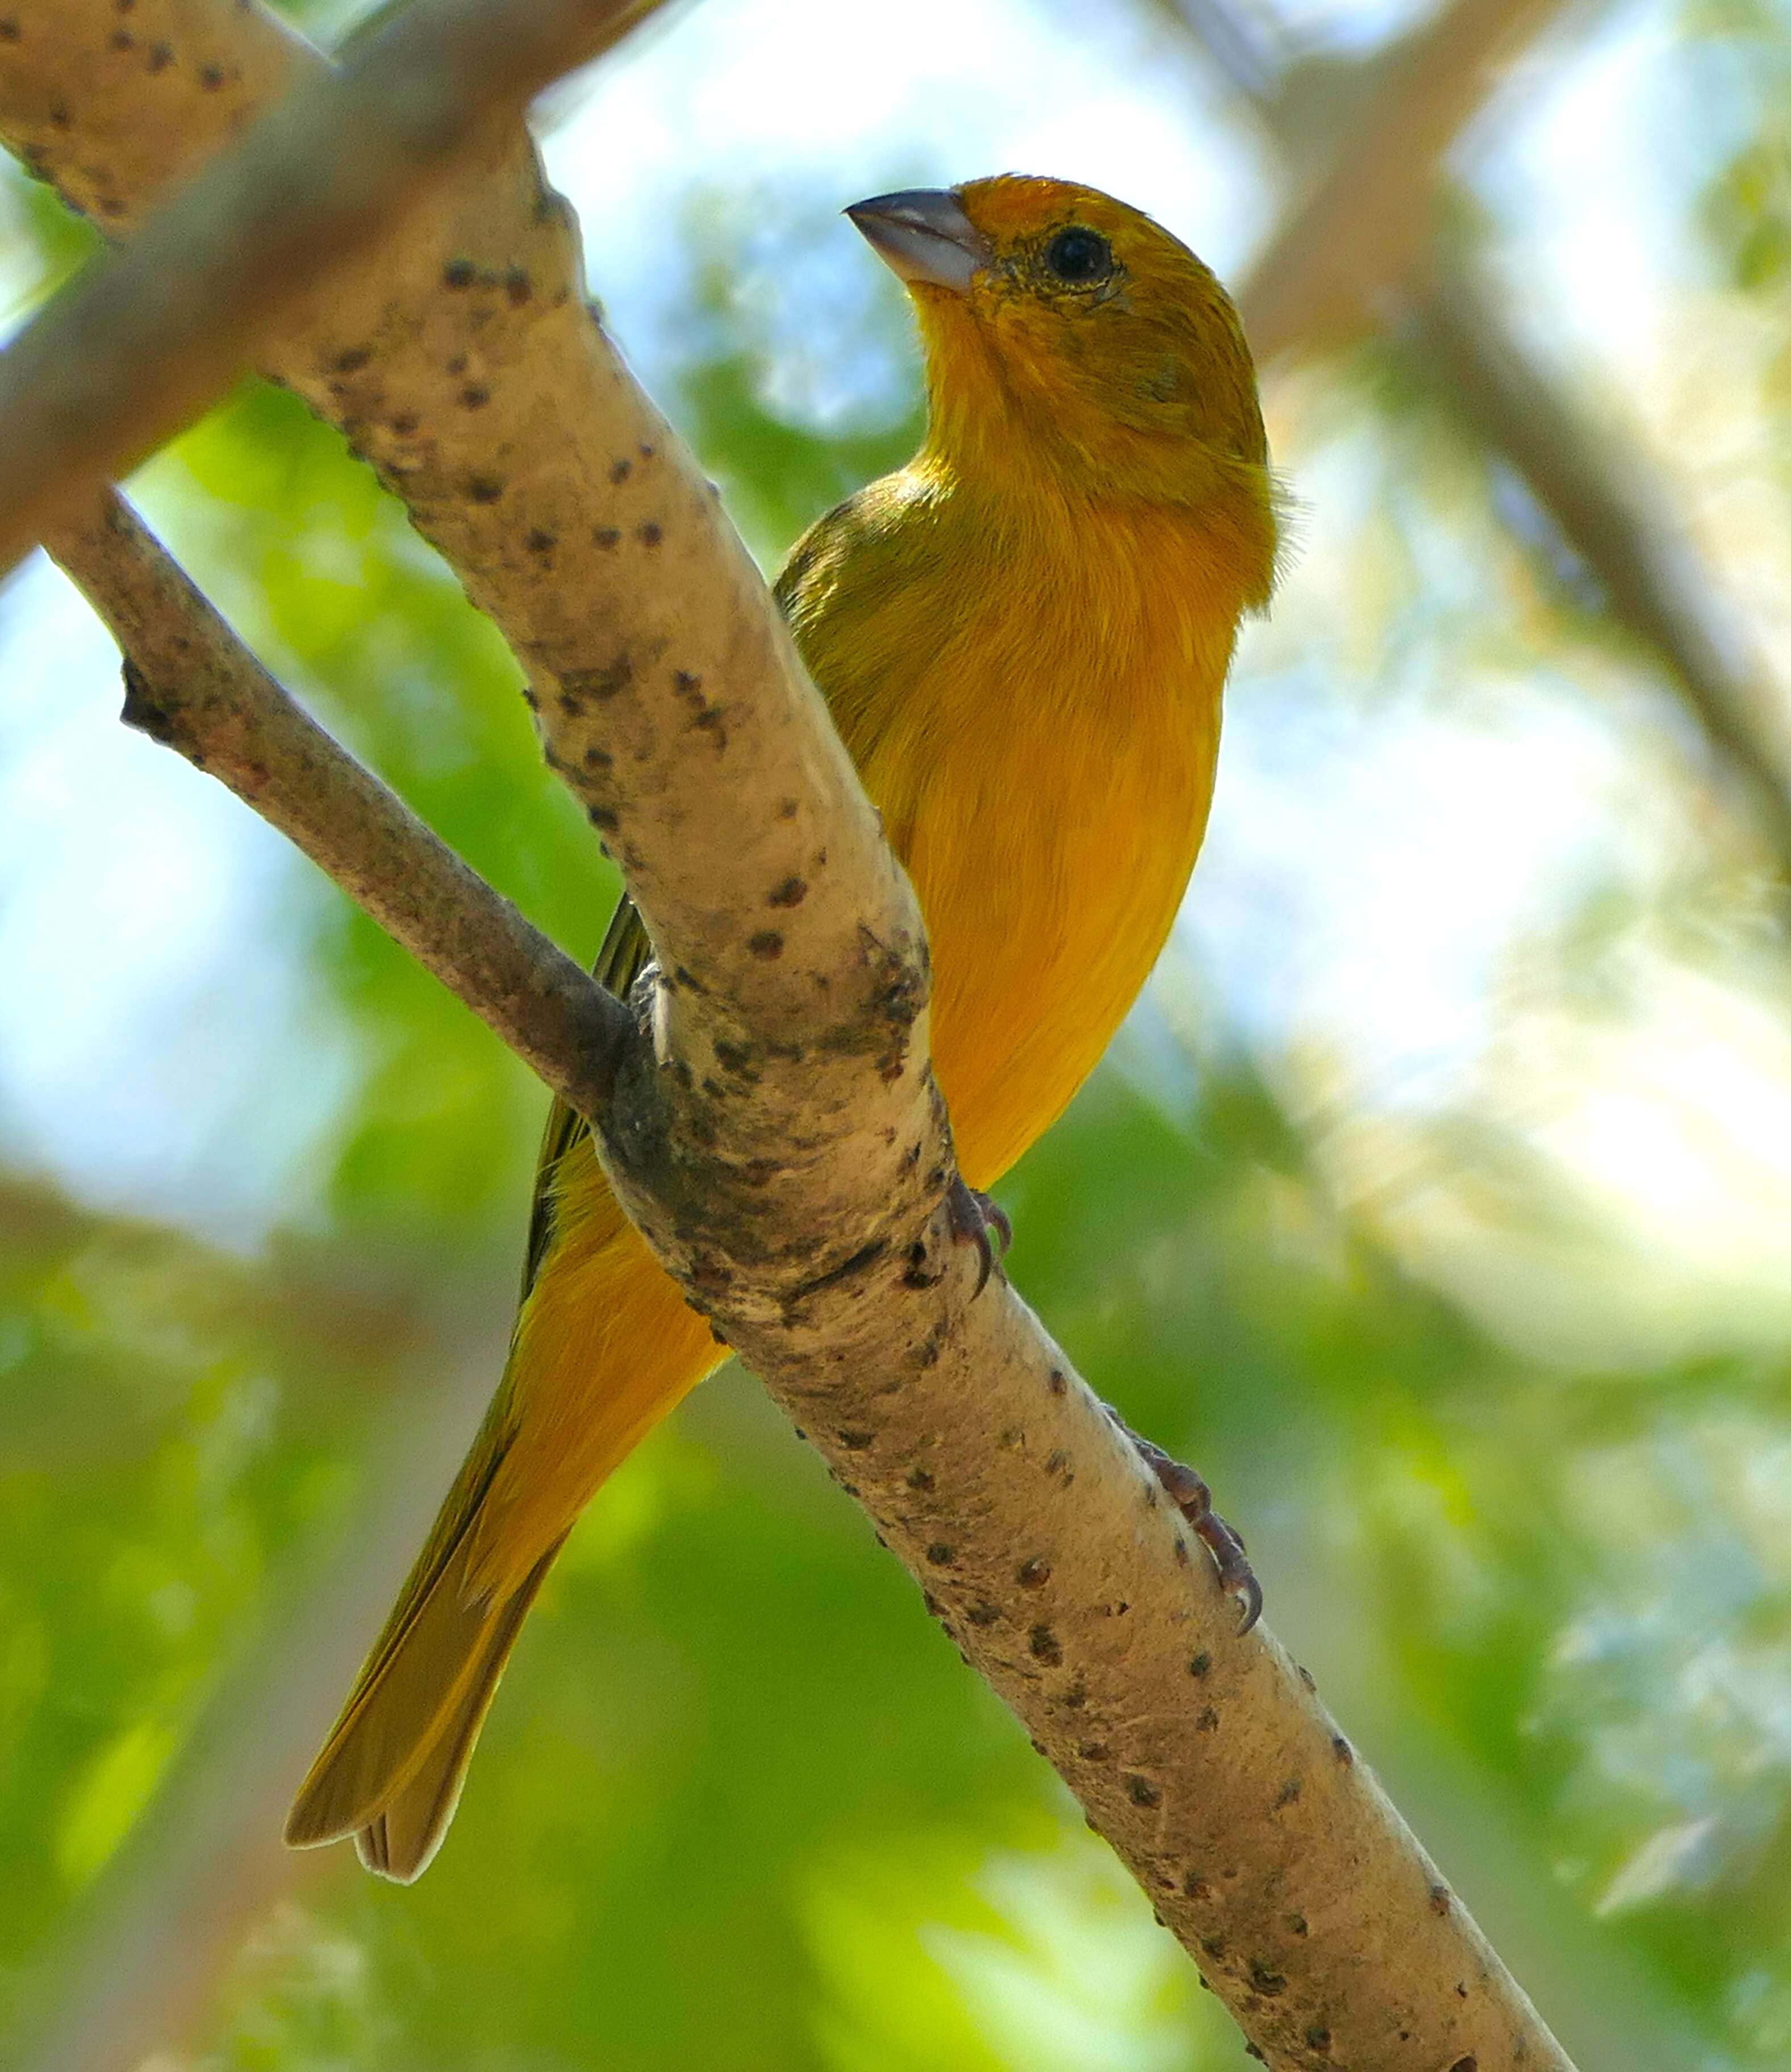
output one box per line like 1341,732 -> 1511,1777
872,732 -> 1216,1184
848,524 -> 1229,1184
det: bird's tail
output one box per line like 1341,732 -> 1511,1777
286,1134 -> 723,1882
283,1428 -> 569,1883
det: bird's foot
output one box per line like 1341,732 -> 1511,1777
1109,1410 -> 1261,1634
946,1177 -> 1012,1296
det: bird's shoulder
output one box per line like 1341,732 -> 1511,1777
775,466 -> 958,619
773,465 -> 985,747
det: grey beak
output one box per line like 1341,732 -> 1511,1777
847,188 -> 992,296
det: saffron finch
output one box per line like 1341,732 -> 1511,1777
287,175 -> 1278,1881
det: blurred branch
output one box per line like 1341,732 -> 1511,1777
1409,266 -> 1791,869
1166,0 -> 1791,878
1167,0 -> 1283,102
0,1 -> 1576,2058
1233,0 -> 1570,361
0,1175 -> 441,1479
0,1174 -> 497,2063
45,490 -> 633,1123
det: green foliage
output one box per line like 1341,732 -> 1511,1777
0,1192 -> 365,1990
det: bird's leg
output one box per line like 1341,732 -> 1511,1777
940,1180 -> 1255,1626
1107,1407 -> 1262,1634
946,1176 -> 1012,1296
940,1184 -> 1256,1625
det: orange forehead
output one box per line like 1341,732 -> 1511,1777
952,175 -> 1183,261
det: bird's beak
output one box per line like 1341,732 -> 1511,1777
847,189 -> 992,296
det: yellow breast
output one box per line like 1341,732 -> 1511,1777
786,466 -> 1246,1190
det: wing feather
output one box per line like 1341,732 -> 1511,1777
520,896 -> 653,1297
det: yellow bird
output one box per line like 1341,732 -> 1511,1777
287,175 -> 1278,1881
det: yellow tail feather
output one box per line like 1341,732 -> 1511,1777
287,1164 -> 720,1879
284,1440 -> 568,1883
345,1540 -> 562,1883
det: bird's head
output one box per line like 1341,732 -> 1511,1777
849,174 -> 1272,563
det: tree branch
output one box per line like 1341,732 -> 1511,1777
0,0 -> 657,569
44,488 -> 634,1119
0,0 -> 739,782
69,499 -> 1573,2071
1,0 -> 1579,2062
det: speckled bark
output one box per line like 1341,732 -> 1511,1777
0,5 -> 1577,2065
0,0 -> 652,563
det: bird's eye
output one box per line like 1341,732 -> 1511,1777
1044,227 -> 1113,286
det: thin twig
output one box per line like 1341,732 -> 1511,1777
46,489 -> 634,1121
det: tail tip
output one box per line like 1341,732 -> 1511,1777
282,1798 -> 344,1852
284,1800 -> 433,1884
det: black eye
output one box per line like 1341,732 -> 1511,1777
1044,227 -> 1112,285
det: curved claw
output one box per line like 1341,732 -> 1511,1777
946,1177 -> 1012,1296
1113,1418 -> 1263,1634
1198,1509 -> 1263,1635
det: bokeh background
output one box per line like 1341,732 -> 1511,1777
5,0 -> 1791,2063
